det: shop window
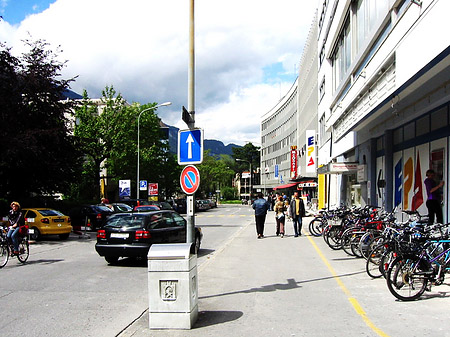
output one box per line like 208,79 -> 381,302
403,122 -> 414,141
393,128 -> 402,145
431,106 -> 448,131
416,115 -> 429,136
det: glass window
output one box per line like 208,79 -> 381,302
26,210 -> 37,218
149,213 -> 165,229
171,213 -> 186,227
393,128 -> 402,145
403,122 -> 415,141
416,115 -> 429,136
164,213 -> 175,227
431,106 -> 448,131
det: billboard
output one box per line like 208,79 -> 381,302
306,130 -> 316,173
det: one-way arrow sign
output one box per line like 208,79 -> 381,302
178,128 -> 203,165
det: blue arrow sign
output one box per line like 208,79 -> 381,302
178,128 -> 203,165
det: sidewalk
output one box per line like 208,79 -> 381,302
119,214 -> 325,337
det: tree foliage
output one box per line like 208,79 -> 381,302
0,39 -> 80,201
73,87 -> 178,201
232,142 -> 260,171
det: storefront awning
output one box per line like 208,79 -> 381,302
273,182 -> 298,190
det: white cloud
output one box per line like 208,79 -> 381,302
0,0 -> 318,145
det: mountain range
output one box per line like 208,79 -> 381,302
167,125 -> 241,156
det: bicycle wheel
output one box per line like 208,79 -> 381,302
325,226 -> 343,250
386,256 -> 428,301
360,233 -> 383,260
17,238 -> 29,263
341,227 -> 357,256
365,244 -> 384,278
0,242 -> 9,268
309,217 -> 325,237
350,233 -> 364,258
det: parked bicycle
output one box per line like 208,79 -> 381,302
0,225 -> 30,268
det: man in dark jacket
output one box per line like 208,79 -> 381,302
252,193 -> 270,239
289,191 -> 305,237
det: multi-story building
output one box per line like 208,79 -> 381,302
260,0 -> 449,222
317,0 -> 450,222
259,11 -> 318,201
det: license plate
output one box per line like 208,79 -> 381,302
53,219 -> 64,222
110,233 -> 129,239
28,229 -> 34,234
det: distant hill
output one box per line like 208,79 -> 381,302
167,125 -> 241,156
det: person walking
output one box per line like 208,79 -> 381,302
6,201 -> 25,256
274,196 -> 286,238
252,192 -> 270,239
289,191 -> 305,237
424,169 -> 444,224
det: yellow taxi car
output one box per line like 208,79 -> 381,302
22,208 -> 72,240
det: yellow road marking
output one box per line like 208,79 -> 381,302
306,235 -> 390,337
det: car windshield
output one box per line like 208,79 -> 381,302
38,209 -> 64,216
114,204 -> 133,212
94,205 -> 114,212
104,214 -> 146,229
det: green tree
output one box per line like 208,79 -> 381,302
232,142 -> 260,170
73,86 -> 130,201
73,88 -> 178,201
197,151 -> 235,198
0,39 -> 80,201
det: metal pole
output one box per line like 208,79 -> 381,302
186,0 -> 195,245
137,103 -> 171,200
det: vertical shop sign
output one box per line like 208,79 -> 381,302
290,147 -> 297,179
306,130 -> 316,173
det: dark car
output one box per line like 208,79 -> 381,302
95,210 -> 203,264
69,205 -> 114,230
134,205 -> 160,212
196,199 -> 211,211
147,201 -> 173,210
172,199 -> 187,214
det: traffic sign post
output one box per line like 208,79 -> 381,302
180,165 -> 200,195
178,128 -> 203,165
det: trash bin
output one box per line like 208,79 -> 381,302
147,243 -> 198,329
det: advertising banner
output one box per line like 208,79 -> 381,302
148,183 -> 158,196
306,130 -> 316,173
119,180 -> 131,198
290,149 -> 297,179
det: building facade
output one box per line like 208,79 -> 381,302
260,0 -> 450,222
317,0 -> 450,222
259,11 -> 318,200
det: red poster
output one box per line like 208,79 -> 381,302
290,149 -> 297,178
148,183 -> 158,196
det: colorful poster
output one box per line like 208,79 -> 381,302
306,130 -> 316,173
412,152 -> 423,210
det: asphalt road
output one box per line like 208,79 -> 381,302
0,204 -> 250,337
2,205 -> 450,337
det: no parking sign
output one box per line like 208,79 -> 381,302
180,165 -> 200,195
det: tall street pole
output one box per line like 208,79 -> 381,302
186,0 -> 196,245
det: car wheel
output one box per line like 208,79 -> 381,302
59,233 -> 70,240
105,256 -> 119,265
194,236 -> 201,254
30,227 -> 41,241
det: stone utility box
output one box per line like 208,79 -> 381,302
147,243 -> 198,329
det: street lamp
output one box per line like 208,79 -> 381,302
236,158 -> 252,202
137,101 -> 172,199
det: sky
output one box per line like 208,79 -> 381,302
0,0 -> 318,146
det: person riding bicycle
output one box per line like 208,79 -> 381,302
7,201 -> 25,256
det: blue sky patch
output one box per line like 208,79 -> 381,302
1,0 -> 55,25
263,62 -> 297,84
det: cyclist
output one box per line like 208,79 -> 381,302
7,201 -> 25,256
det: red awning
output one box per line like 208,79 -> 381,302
273,182 -> 298,190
